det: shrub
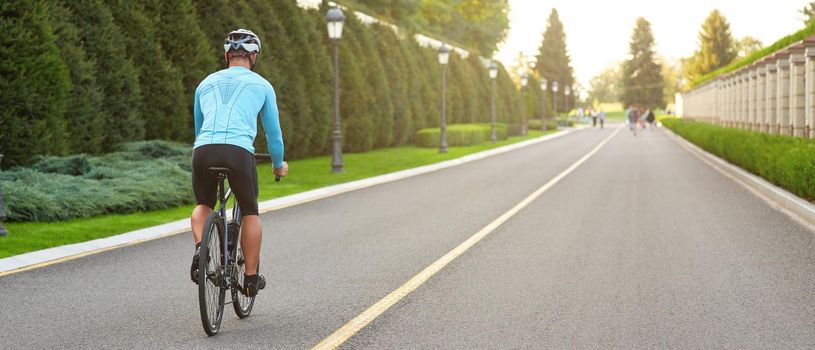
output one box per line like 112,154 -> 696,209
0,140 -> 193,222
662,118 -> 815,202
415,123 -> 507,148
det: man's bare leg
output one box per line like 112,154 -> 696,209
240,215 -> 262,275
191,205 -> 212,245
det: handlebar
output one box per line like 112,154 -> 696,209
254,153 -> 282,182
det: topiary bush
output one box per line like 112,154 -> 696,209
415,123 -> 507,148
663,118 -> 815,202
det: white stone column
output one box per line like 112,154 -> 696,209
756,63 -> 766,132
766,57 -> 778,133
749,67 -> 757,131
777,52 -> 791,135
742,70 -> 750,129
789,45 -> 807,137
734,72 -> 742,128
805,39 -> 815,139
720,74 -> 730,127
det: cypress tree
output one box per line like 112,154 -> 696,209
535,9 -> 576,114
373,26 -> 414,145
303,8 -> 335,153
337,15 -> 376,152
143,0 -> 215,142
0,0 -> 70,166
621,17 -> 664,109
62,0 -> 144,149
106,0 -> 187,141
350,17 -> 395,148
47,2 -> 105,154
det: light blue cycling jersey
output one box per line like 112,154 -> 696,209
193,66 -> 284,168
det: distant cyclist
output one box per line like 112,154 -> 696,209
190,29 -> 288,297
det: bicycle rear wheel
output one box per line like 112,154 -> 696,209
231,245 -> 256,318
198,212 -> 226,336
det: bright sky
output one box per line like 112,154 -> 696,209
496,0 -> 812,88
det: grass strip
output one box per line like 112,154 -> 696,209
1,130 -> 554,258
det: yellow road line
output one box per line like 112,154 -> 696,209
311,126 -> 622,350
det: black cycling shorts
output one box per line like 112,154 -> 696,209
192,144 -> 259,216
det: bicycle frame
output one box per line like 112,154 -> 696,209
214,175 -> 242,290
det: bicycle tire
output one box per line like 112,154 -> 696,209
231,245 -> 256,318
199,212 -> 226,336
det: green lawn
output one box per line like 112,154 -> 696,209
1,130 -> 555,258
603,110 -> 626,121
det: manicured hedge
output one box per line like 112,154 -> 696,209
1,0 -> 522,166
415,123 -> 507,148
662,118 -> 815,202
0,141 -> 193,222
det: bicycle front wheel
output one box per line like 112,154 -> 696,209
199,212 -> 226,336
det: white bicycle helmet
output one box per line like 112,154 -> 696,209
224,29 -> 261,54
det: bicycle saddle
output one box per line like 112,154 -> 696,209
207,167 -> 231,176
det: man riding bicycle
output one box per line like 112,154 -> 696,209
190,29 -> 287,297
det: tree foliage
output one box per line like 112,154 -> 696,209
682,10 -> 736,83
0,0 -> 70,166
621,17 -> 664,109
342,0 -> 509,55
802,2 -> 815,26
535,9 -> 575,114
0,0 -> 520,166
587,63 -> 621,104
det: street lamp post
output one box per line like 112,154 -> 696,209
0,154 -> 7,236
438,44 -> 451,153
326,7 -> 345,173
552,81 -> 559,125
520,74 -> 528,136
540,79 -> 548,131
488,61 -> 499,142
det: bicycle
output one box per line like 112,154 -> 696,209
198,153 -> 280,336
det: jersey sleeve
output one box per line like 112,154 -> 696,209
193,85 -> 203,137
260,84 -> 284,168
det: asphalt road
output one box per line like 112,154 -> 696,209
1,125 -> 813,349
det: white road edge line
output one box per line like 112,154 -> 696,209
0,129 -> 578,276
311,125 -> 623,350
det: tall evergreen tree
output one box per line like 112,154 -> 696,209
106,0 -> 187,141
0,0 -> 70,166
47,2 -> 105,154
535,9 -> 575,114
372,25 -> 414,145
143,0 -> 215,142
621,17 -> 664,109
62,0 -> 144,149
683,10 -> 736,82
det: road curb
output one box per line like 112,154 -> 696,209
0,129 -> 576,276
664,128 -> 815,230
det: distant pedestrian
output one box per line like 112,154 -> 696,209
599,110 -> 605,129
645,109 -> 656,129
591,108 -> 598,127
626,105 -> 638,135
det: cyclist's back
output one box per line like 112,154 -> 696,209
193,66 -> 282,163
